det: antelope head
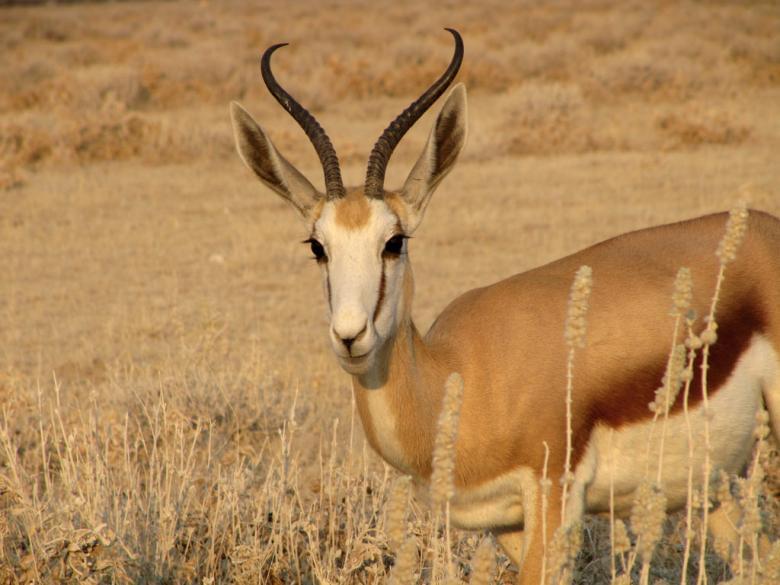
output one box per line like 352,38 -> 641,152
231,29 -> 467,375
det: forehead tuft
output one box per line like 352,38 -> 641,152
315,188 -> 404,235
333,188 -> 371,229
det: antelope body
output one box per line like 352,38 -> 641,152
231,30 -> 780,583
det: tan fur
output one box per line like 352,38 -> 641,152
383,191 -> 411,229
308,198 -> 326,225
333,188 -> 371,229
352,266 -> 444,475
350,210 -> 780,582
361,212 -> 780,486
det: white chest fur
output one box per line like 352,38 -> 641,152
362,387 -> 412,474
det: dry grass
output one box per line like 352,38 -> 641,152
1,0 -> 779,583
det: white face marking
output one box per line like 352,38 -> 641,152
313,198 -> 407,375
580,334 -> 778,516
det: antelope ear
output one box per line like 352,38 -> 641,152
231,101 -> 322,218
401,83 -> 467,232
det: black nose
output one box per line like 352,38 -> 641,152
338,323 -> 367,354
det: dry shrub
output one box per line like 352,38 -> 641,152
0,165 -> 25,191
63,112 -> 159,163
321,39 -> 461,100
584,28 -> 747,102
586,49 -> 700,101
10,525 -> 132,584
765,444 -> 780,537
2,48 -> 250,114
2,0 -> 776,191
8,66 -> 150,112
508,36 -> 583,83
0,117 -> 53,168
484,3 -> 572,44
729,34 -> 780,85
19,13 -> 86,43
139,20 -> 193,50
0,60 -> 58,111
0,102 -> 233,176
572,5 -> 652,56
0,354 -> 453,584
657,104 -> 751,150
134,52 -> 256,109
460,52 -> 515,93
457,33 -> 584,90
503,83 -> 607,156
56,41 -> 104,68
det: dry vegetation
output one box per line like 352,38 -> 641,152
1,0 -> 780,583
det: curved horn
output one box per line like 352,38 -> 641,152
261,43 -> 346,199
364,28 -> 464,199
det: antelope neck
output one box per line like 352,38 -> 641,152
351,298 -> 446,477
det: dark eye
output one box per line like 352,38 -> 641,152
383,234 -> 406,257
304,238 -> 327,262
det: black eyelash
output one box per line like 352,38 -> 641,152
383,234 -> 408,257
303,238 -> 327,262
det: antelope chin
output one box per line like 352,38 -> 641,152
338,351 -> 374,375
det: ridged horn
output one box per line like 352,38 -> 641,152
364,28 -> 464,199
261,43 -> 346,199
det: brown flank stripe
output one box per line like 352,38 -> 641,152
571,296 -> 767,468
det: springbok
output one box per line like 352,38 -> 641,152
231,29 -> 780,583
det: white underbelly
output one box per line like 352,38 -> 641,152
582,334 -> 778,515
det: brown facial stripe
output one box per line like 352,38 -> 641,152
373,258 -> 386,323
371,221 -> 402,325
570,300 -> 767,468
325,264 -> 333,313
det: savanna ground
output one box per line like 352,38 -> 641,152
1,0 -> 780,583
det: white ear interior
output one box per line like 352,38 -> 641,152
230,101 -> 321,218
401,84 -> 468,231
